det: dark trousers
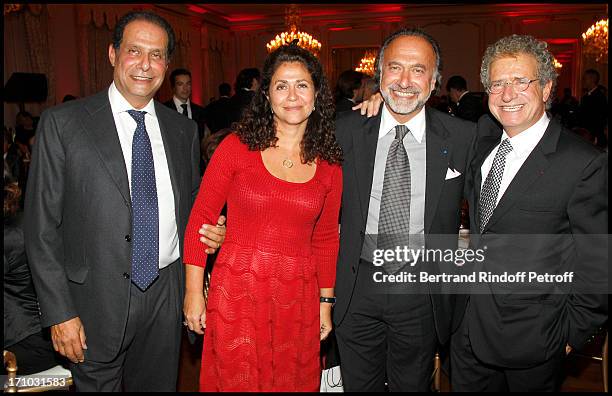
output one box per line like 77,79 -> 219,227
70,261 -> 182,392
335,260 -> 437,392
5,330 -> 65,375
450,309 -> 564,392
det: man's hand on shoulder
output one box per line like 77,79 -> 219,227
352,92 -> 383,117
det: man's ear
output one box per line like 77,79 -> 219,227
108,44 -> 116,67
542,80 -> 553,103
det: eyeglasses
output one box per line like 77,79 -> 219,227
487,78 -> 539,94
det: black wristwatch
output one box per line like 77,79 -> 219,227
320,296 -> 336,304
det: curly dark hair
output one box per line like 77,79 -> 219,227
234,44 -> 342,165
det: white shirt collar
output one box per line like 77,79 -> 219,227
172,95 -> 190,108
379,104 -> 426,143
108,82 -> 157,119
457,90 -> 469,103
502,112 -> 550,157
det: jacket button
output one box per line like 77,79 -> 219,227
123,272 -> 130,279
125,234 -> 131,242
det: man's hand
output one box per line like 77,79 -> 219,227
50,317 -> 87,363
352,92 -> 383,117
199,215 -> 226,254
565,343 -> 573,355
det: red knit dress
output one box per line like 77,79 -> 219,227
183,133 -> 341,392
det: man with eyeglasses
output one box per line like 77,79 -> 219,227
450,34 -> 607,391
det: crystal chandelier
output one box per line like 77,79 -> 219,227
4,4 -> 24,16
266,5 -> 321,56
355,50 -> 378,77
582,18 -> 608,63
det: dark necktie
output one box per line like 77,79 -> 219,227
478,138 -> 513,233
127,110 -> 159,290
378,125 -> 411,274
180,103 -> 188,118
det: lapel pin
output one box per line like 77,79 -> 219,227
441,148 -> 448,155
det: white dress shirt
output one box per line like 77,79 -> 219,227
480,112 -> 550,206
108,82 -> 180,269
172,96 -> 192,119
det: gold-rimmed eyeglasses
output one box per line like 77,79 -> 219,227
487,78 -> 539,94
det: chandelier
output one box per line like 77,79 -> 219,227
355,50 -> 378,77
582,18 -> 608,63
4,4 -> 23,16
266,5 -> 321,56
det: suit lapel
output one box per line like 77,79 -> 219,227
482,119 -> 559,232
352,109 -> 382,227
82,91 -> 131,206
155,101 -> 182,218
424,109 -> 451,234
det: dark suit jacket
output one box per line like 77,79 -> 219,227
4,213 -> 41,348
228,89 -> 255,125
164,99 -> 207,142
578,85 -> 608,146
203,97 -> 232,133
455,92 -> 485,123
455,115 -> 608,368
24,91 -> 201,362
333,105 -> 476,345
335,97 -> 356,114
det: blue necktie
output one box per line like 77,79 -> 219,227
127,110 -> 159,290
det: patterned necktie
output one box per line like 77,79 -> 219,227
478,138 -> 513,233
127,110 -> 159,290
378,125 -> 411,274
180,103 -> 188,117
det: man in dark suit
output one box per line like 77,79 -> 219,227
451,34 -> 608,392
203,82 -> 233,133
577,68 -> 608,148
23,11 -> 223,391
334,70 -> 365,114
446,75 -> 485,123
164,68 -> 208,142
227,67 -> 260,124
334,28 -> 476,391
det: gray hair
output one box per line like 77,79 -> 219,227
480,34 -> 557,108
374,27 -> 442,92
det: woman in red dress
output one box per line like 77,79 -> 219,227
182,43 -> 343,392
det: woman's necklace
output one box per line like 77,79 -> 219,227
282,158 -> 294,168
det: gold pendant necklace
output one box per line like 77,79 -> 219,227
282,159 -> 294,168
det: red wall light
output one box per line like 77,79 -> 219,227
187,5 -> 207,14
369,5 -> 403,13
